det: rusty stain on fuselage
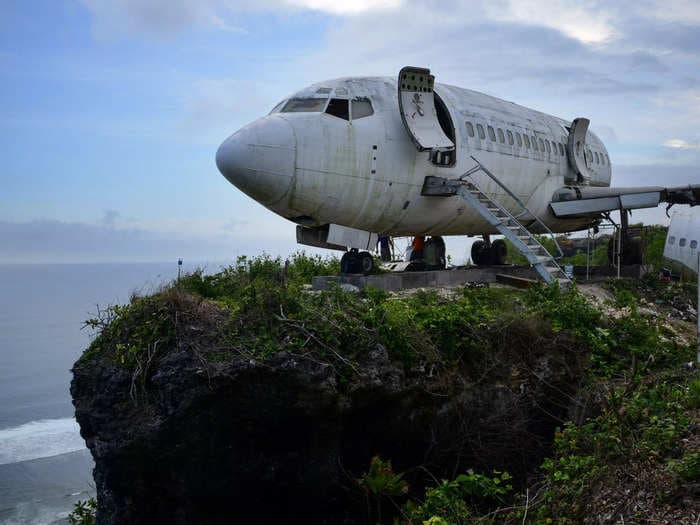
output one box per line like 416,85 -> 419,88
230,77 -> 610,237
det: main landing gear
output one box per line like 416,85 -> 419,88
471,236 -> 508,266
340,249 -> 374,274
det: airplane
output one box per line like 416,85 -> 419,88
215,66 -> 699,280
663,208 -> 700,275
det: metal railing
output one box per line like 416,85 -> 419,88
459,155 -> 565,259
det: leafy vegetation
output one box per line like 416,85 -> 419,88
503,225 -> 670,270
68,497 -> 96,525
79,253 -> 699,523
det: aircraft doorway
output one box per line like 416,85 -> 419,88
432,91 -> 455,166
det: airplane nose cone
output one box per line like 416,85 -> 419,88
216,116 -> 295,206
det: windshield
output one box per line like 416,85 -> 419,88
281,98 -> 327,113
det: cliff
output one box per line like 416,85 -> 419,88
71,256 -> 700,524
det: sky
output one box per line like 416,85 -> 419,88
1,0 -> 699,263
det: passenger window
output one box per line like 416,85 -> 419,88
281,98 -> 328,113
594,152 -> 599,164
538,138 -> 545,151
507,130 -> 514,145
586,150 -> 593,163
497,128 -> 505,143
559,143 -> 565,156
691,240 -> 698,249
552,141 -> 557,155
515,132 -> 522,147
466,121 -> 475,137
477,123 -> 486,140
488,125 -> 497,141
532,137 -> 538,151
545,140 -> 551,153
351,99 -> 374,119
325,98 -> 349,120
523,134 -> 531,148
668,236 -> 675,245
680,238 -> 687,247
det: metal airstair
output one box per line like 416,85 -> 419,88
421,157 -> 571,285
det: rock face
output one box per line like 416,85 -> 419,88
71,302 -> 588,525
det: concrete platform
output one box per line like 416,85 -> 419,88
311,264 -> 650,292
312,266 -> 541,292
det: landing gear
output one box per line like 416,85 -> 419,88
471,240 -> 490,266
471,237 -> 509,266
359,251 -> 375,273
340,249 -> 375,274
424,236 -> 447,270
490,239 -> 508,265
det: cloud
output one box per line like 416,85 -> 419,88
284,0 -> 402,15
485,0 -> 617,44
101,209 -> 121,228
179,78 -> 272,141
78,0 -> 398,39
78,0 -> 244,39
663,139 -> 700,150
649,0 -> 700,26
0,218 -> 303,264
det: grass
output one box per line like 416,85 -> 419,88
77,254 -> 700,524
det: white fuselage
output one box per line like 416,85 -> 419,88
664,209 -> 700,274
216,77 -> 612,238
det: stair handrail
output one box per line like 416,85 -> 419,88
459,156 -> 565,259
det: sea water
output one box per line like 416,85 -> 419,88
0,262 -> 221,524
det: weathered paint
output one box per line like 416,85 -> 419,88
663,208 -> 700,274
216,76 -> 613,238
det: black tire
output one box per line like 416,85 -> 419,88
471,240 -> 489,266
340,251 -> 360,274
430,236 -> 447,269
359,252 -> 374,274
490,239 -> 508,265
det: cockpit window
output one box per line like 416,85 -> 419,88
351,99 -> 374,119
269,100 -> 286,114
281,98 -> 327,113
325,98 -> 349,120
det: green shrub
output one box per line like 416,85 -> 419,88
404,470 -> 512,525
68,498 -> 96,525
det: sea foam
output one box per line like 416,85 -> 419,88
0,418 -> 85,465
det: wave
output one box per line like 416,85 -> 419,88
0,418 -> 86,465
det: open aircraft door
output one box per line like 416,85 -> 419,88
398,67 -> 455,165
566,117 -> 594,183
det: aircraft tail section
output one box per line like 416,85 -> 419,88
550,184 -> 700,218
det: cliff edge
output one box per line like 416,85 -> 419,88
71,256 -> 699,524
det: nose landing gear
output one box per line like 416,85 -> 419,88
340,249 -> 375,274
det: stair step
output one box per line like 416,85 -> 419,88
458,178 -> 570,285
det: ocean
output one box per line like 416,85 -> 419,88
0,262 -> 219,524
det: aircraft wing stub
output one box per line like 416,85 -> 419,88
550,184 -> 700,218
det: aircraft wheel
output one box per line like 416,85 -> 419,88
431,236 -> 446,269
471,240 -> 489,266
359,251 -> 374,274
490,239 -> 508,265
341,250 -> 360,274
